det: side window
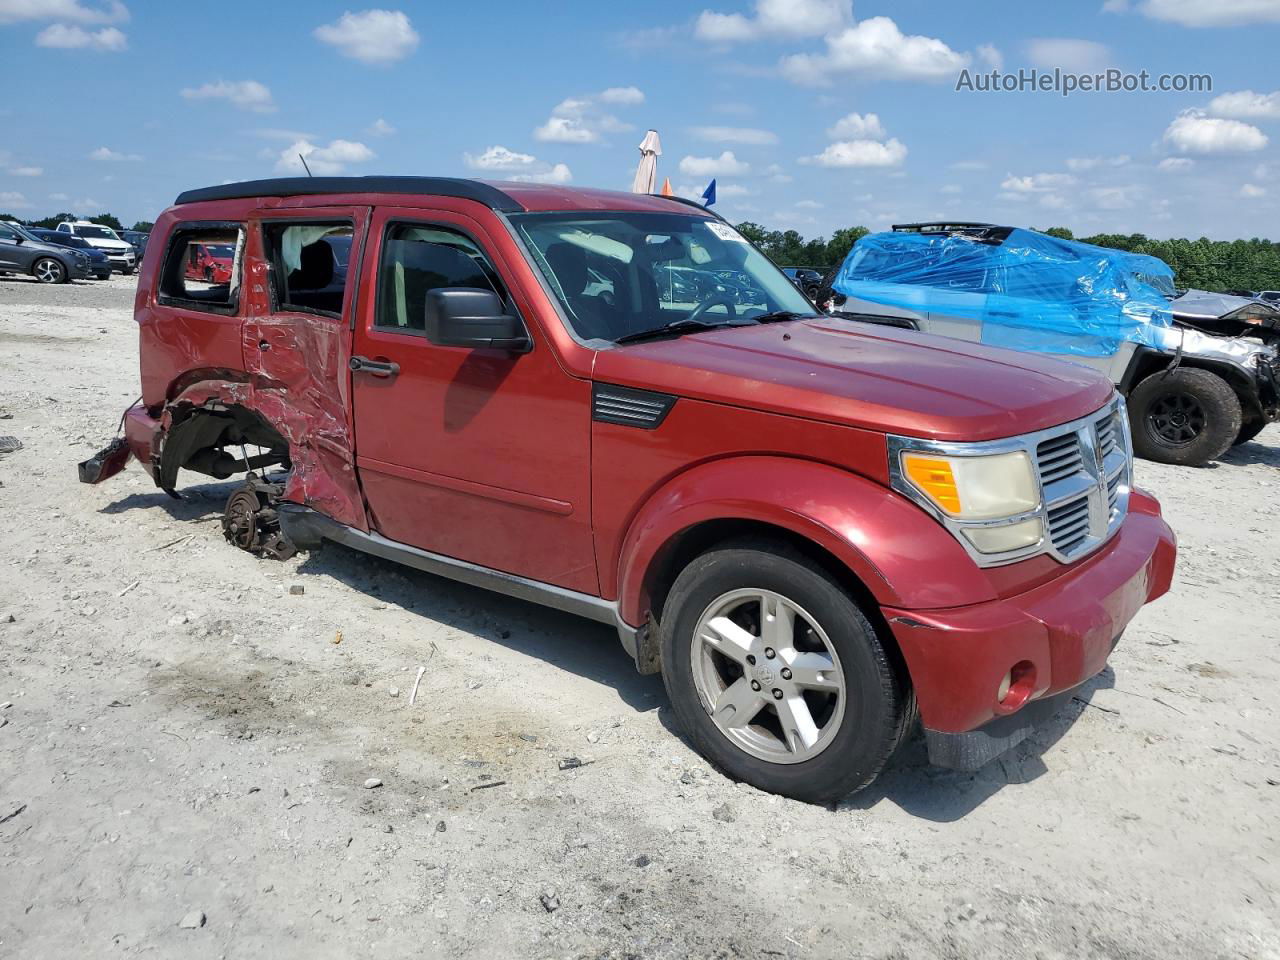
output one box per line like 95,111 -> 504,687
158,224 -> 245,313
262,222 -> 353,318
0,224 -> 21,242
376,223 -> 508,332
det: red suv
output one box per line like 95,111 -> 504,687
81,177 -> 1176,802
183,241 -> 234,284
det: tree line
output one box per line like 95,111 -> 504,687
1,211 -> 154,233
736,221 -> 1280,293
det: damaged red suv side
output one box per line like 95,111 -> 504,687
82,177 -> 1176,802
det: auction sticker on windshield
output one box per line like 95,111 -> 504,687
706,222 -> 746,243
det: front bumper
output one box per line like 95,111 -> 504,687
884,488 -> 1176,768
68,260 -> 93,280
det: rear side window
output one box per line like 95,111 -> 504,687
158,223 -> 245,314
376,223 -> 507,332
262,222 -> 353,318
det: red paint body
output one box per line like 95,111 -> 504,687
112,181 -> 1176,737
183,243 -> 234,284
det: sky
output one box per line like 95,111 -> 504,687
2,0 -> 1280,240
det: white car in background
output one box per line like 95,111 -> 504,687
56,221 -> 136,275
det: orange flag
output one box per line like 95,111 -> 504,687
660,178 -> 674,197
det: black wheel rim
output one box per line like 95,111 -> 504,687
1147,392 -> 1205,446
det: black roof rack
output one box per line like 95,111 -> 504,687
174,177 -> 524,212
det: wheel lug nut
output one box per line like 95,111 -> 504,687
746,654 -> 756,665
772,688 -> 783,700
781,668 -> 792,680
750,680 -> 761,691
764,648 -> 775,659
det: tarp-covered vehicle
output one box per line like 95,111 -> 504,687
826,224 -> 1280,466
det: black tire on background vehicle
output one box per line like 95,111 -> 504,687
123,265 -> 135,276
1234,416 -> 1267,446
659,539 -> 909,804
1127,367 -> 1241,466
32,257 -> 67,284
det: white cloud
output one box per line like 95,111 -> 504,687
1066,154 -> 1131,171
367,117 -> 396,136
464,145 -> 537,171
1157,157 -> 1195,172
795,199 -> 822,208
695,0 -> 851,42
780,16 -> 970,85
276,139 -> 375,175
1089,185 -> 1140,209
679,151 -> 751,176
180,79 -> 275,113
1240,182 -> 1268,197
801,138 -> 908,168
763,163 -> 792,183
534,116 -> 597,144
1136,0 -> 1280,26
0,191 -> 32,209
1101,0 -> 1130,11
1163,109 -> 1268,153
689,125 -> 778,144
7,165 -> 41,176
1208,90 -> 1280,120
976,43 -> 1003,69
597,86 -> 644,105
89,146 -> 140,161
1001,172 -> 1077,192
314,9 -> 419,64
1027,38 -> 1110,70
510,163 -> 573,185
827,112 -> 885,139
34,23 -> 125,50
532,87 -> 644,144
48,192 -> 69,201
251,128 -> 317,141
0,0 -> 128,24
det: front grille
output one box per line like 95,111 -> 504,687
1096,412 -> 1118,457
1048,497 -> 1091,555
1036,433 -> 1083,485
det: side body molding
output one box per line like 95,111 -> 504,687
614,456 -> 997,627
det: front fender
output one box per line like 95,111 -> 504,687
615,456 -> 995,626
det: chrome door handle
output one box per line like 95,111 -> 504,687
349,356 -> 400,378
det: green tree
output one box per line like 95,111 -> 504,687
27,211 -> 79,229
131,220 -> 154,233
88,213 -> 124,232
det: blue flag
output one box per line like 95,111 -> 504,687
701,179 -> 717,207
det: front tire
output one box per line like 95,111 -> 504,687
32,257 -> 67,284
660,540 -> 908,804
1128,368 -> 1241,466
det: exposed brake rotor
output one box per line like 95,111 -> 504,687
221,479 -> 296,561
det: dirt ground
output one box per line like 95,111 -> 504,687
1,273 -> 1277,960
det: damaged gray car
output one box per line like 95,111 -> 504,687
823,223 -> 1279,466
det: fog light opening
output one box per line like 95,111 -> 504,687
995,660 -> 1037,714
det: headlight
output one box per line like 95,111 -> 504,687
897,448 -> 1044,556
900,450 -> 1039,520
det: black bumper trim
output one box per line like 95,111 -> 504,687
924,689 -> 1076,772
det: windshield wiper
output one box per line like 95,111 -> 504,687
749,310 -> 822,324
614,318 -> 739,345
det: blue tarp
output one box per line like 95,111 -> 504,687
830,227 -> 1176,357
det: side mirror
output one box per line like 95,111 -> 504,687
424,288 -> 531,353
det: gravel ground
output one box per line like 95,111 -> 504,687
1,273 -> 1278,960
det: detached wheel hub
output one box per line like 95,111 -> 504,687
221,481 -> 296,560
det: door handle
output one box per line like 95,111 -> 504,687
350,355 -> 400,378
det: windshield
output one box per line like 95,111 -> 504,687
511,212 -> 814,344
74,224 -> 120,240
205,244 -> 234,258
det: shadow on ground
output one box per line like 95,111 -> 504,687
101,478 -> 1112,822
1221,434 -> 1280,468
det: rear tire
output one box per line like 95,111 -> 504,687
659,539 -> 908,804
1128,368 -> 1241,466
1234,417 -> 1267,446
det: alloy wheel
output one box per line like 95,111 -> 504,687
34,258 -> 65,284
1148,392 -> 1205,446
690,588 -> 845,764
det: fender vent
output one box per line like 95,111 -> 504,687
592,384 -> 676,429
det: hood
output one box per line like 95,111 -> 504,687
1170,288 -> 1279,322
592,317 -> 1115,443
85,237 -> 131,252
